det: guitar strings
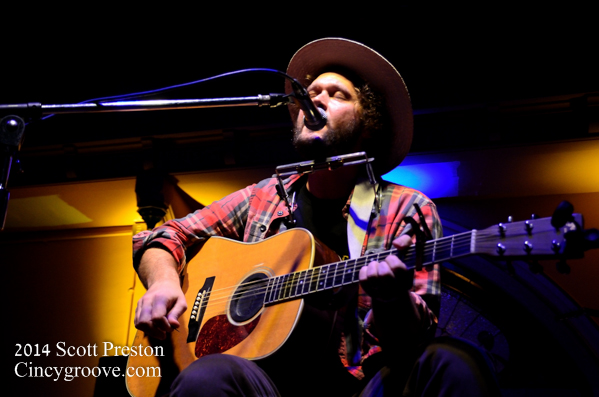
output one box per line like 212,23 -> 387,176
197,231 -> 479,311
188,222 -> 544,321
192,229 -> 492,315
196,228 -> 511,312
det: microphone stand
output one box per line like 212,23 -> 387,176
0,93 -> 293,230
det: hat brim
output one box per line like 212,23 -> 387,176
286,38 -> 413,175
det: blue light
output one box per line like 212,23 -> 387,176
382,161 -> 460,199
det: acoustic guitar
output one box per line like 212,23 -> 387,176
126,212 -> 586,396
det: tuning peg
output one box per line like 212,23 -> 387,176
498,223 -> 507,236
556,260 -> 571,275
531,214 -> 538,219
507,216 -> 513,223
523,241 -> 533,253
551,240 -> 562,254
525,221 -> 534,235
496,243 -> 506,255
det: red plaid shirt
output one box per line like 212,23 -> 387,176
133,174 -> 441,378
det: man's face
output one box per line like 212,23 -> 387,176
292,72 -> 364,160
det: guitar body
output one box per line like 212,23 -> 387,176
126,228 -> 335,397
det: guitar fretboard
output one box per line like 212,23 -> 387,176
263,230 -> 475,305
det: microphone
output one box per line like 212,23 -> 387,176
290,80 -> 327,131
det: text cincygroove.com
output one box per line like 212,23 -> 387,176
14,342 -> 163,381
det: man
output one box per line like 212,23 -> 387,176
133,38 -> 498,396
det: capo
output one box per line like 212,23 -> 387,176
403,203 -> 433,271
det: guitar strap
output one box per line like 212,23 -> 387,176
347,177 -> 378,259
345,176 -> 378,366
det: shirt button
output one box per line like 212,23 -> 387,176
260,225 -> 267,232
277,211 -> 283,216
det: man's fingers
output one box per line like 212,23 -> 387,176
359,254 -> 412,301
134,299 -> 166,339
134,288 -> 186,340
392,234 -> 413,250
166,298 -> 188,329
360,259 -> 393,292
135,307 -> 167,340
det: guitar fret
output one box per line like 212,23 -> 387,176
347,259 -> 356,284
452,234 -> 471,258
435,238 -> 451,263
423,249 -> 434,267
268,276 -> 277,303
289,272 -> 300,299
265,278 -> 274,304
353,258 -> 361,283
273,276 -> 284,302
360,258 -> 368,282
309,267 -> 319,292
282,274 -> 292,299
343,260 -> 354,284
333,262 -> 344,287
325,263 -> 336,289
317,266 -> 327,290
296,270 -> 307,296
269,276 -> 276,302
303,269 -> 313,294
281,274 -> 290,299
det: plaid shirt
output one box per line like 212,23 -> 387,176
133,174 -> 441,378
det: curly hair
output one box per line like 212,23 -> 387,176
354,82 -> 387,138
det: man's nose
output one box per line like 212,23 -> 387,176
311,91 -> 329,107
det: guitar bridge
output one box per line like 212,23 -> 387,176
187,276 -> 215,343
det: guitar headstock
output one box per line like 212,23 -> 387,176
474,214 -> 584,260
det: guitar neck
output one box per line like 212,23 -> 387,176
263,230 -> 475,305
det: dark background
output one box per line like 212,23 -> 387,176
2,5 -> 597,187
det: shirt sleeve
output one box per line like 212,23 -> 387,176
132,184 -> 254,273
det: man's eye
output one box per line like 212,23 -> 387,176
333,92 -> 348,100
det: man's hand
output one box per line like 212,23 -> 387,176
358,234 -> 426,352
134,248 -> 188,340
135,280 -> 187,340
358,234 -> 413,302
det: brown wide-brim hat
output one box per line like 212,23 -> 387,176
285,37 -> 413,175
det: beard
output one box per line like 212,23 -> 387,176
292,118 -> 364,161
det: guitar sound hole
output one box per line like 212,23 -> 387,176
229,272 -> 268,323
